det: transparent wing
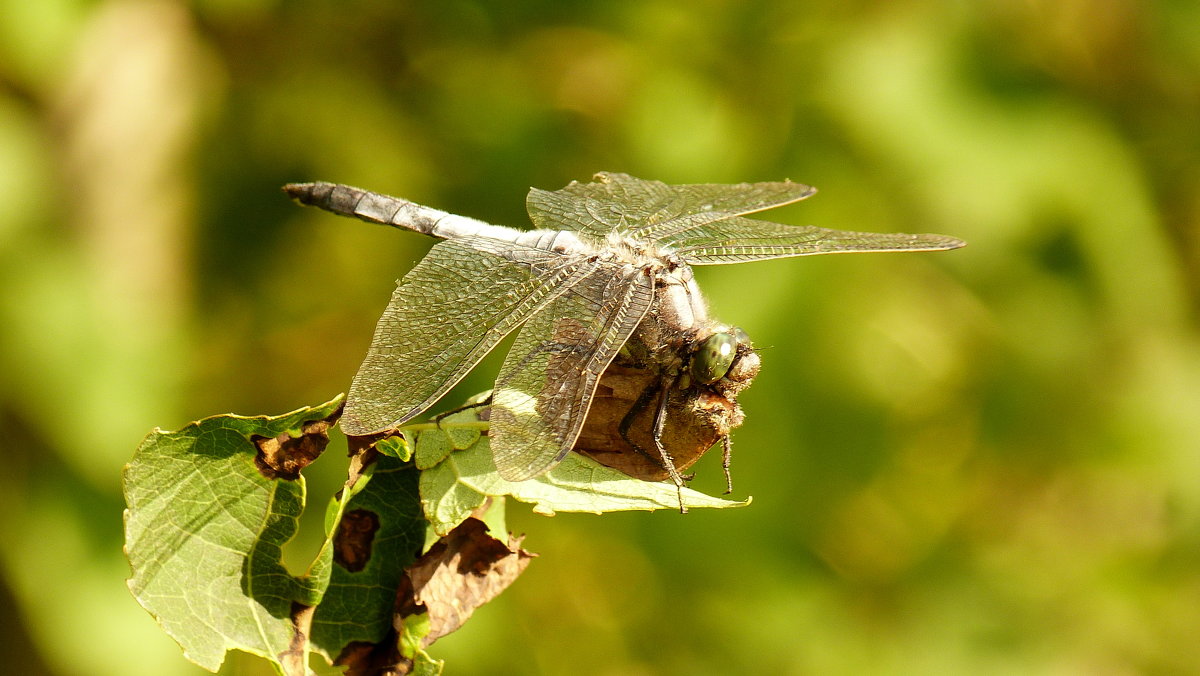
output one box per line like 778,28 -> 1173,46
341,237 -> 592,435
526,172 -> 815,241
489,265 -> 655,481
664,216 -> 966,265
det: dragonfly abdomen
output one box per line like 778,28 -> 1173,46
284,181 -> 523,242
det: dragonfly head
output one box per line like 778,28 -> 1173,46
691,326 -> 757,386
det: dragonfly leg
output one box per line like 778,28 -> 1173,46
649,374 -> 687,513
617,380 -> 661,458
615,373 -> 688,512
721,435 -> 733,494
618,380 -> 692,475
432,393 -> 494,427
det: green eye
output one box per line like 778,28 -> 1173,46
692,332 -> 738,385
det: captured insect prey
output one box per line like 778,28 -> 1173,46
285,172 -> 965,508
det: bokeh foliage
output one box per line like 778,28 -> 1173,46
1,0 -> 1198,674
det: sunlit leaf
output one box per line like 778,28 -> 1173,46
123,397 -> 343,673
310,454 -> 426,664
416,407 -> 749,536
414,429 -> 454,469
374,435 -> 412,460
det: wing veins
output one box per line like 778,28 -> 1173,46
341,237 -> 597,434
489,266 -> 655,481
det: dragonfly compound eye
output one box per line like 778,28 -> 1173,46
733,326 -> 752,347
692,332 -> 738,385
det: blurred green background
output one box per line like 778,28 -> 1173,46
2,0 -> 1199,674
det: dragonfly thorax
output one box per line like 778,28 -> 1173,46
602,231 -> 685,272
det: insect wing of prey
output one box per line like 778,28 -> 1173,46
284,172 -> 965,481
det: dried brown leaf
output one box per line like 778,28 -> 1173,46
253,407 -> 341,480
334,515 -> 532,676
406,517 -> 535,645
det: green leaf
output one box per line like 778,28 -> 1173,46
412,410 -> 485,470
476,495 -> 509,541
123,397 -> 343,673
417,418 -> 749,536
443,423 -> 482,451
374,435 -> 411,460
414,429 -> 454,469
399,612 -> 432,659
411,650 -> 445,676
310,455 -> 425,662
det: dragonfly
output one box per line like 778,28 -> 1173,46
285,172 -> 964,496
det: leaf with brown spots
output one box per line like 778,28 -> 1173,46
334,509 -> 382,572
331,507 -> 531,676
405,513 -> 534,646
123,397 -> 344,674
310,453 -> 426,667
254,415 -> 337,480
